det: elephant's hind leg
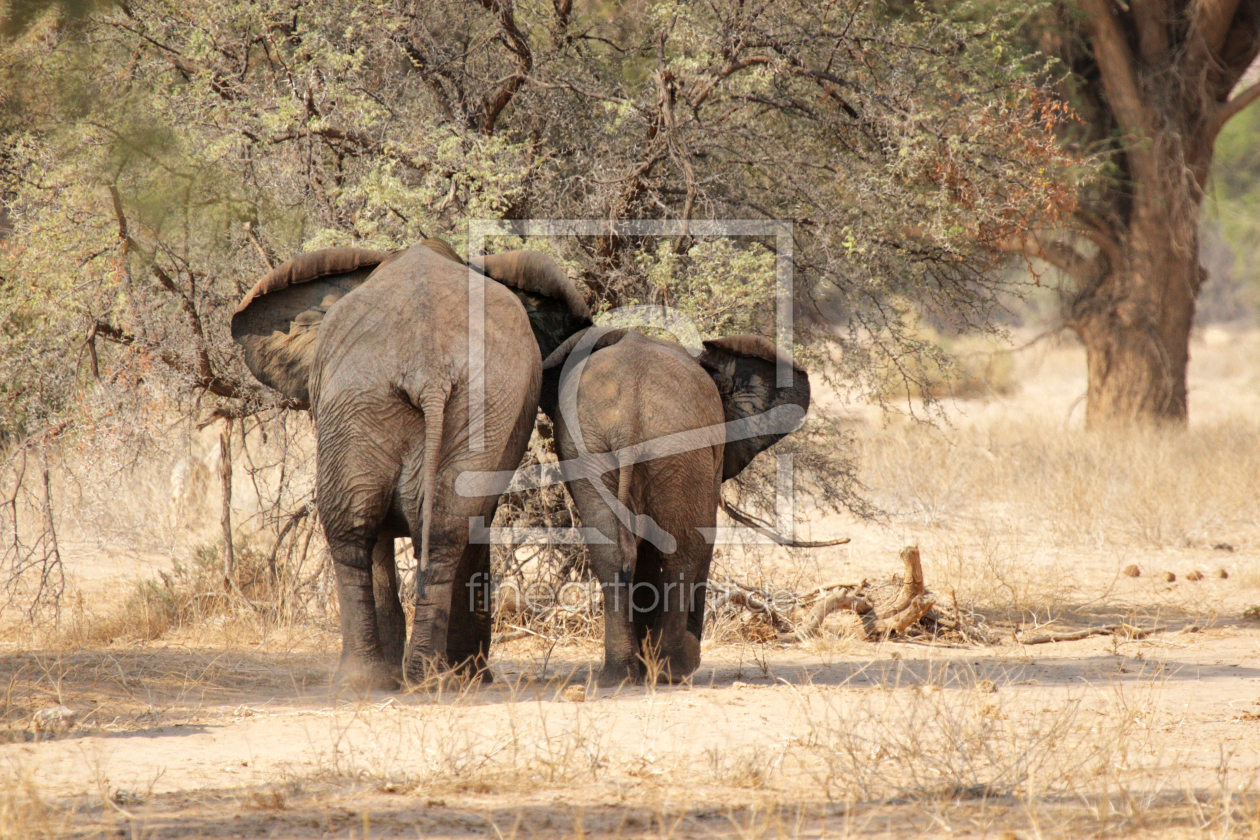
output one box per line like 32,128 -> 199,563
404,510 -> 466,685
642,532 -> 711,684
372,538 -> 407,675
331,538 -> 402,691
571,479 -> 642,686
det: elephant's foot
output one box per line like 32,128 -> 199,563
402,660 -> 492,692
595,660 -> 642,688
446,648 -> 493,684
403,651 -> 445,688
334,656 -> 402,692
643,631 -> 700,685
458,659 -> 494,684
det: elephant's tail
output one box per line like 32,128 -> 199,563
616,460 -> 633,510
417,390 -> 446,599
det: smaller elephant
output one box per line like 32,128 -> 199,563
537,328 -> 810,683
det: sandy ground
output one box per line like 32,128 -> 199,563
3,327 -> 1260,838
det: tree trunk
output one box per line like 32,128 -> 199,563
1070,178 -> 1205,425
220,424 -> 235,590
1041,0 -> 1260,426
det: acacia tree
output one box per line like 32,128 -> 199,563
1020,1 -> 1260,424
0,0 -> 1076,610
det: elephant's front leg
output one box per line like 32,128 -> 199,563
371,538 -> 407,675
404,512 -> 465,684
445,538 -> 493,681
331,540 -> 401,690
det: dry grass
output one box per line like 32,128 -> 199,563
2,333 -> 1260,836
0,766 -> 67,840
860,418 -> 1260,551
4,643 -> 1260,837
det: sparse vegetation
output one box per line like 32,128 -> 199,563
0,333 -> 1251,837
0,1 -> 1256,837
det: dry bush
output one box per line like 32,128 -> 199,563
67,539 -> 333,646
485,433 -> 601,644
931,528 -> 1075,624
793,681 -> 1087,801
871,327 -> 1019,402
786,664 -> 1181,809
282,660 -> 1242,832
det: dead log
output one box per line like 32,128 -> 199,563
882,546 -> 926,613
794,589 -> 873,640
791,545 -> 936,642
710,582 -> 794,634
865,594 -> 937,639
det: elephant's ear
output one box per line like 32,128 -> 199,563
231,248 -> 395,407
472,251 -> 592,360
698,335 -> 811,481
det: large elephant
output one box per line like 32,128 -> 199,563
534,327 -> 810,683
231,240 -> 590,688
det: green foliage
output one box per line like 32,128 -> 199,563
0,0 -> 1076,518
1209,102 -> 1260,301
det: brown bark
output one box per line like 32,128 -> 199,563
1037,1 -> 1260,425
220,424 -> 235,590
1071,200 -> 1203,424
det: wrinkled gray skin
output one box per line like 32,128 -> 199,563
232,242 -> 589,689
539,329 -> 810,685
309,245 -> 541,687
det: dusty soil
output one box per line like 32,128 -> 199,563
4,327 -> 1260,838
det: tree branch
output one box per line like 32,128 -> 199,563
1212,78 -> 1260,136
1078,0 -> 1159,177
1194,0 -> 1243,56
476,0 -> 534,135
1073,208 -> 1124,271
993,232 -> 1097,287
396,38 -> 456,124
93,320 -> 262,402
688,55 -> 772,110
1130,0 -> 1170,64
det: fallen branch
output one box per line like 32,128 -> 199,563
787,546 -> 937,642
719,498 -> 850,547
1016,623 -> 1154,645
710,582 -> 793,633
493,624 -> 557,644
